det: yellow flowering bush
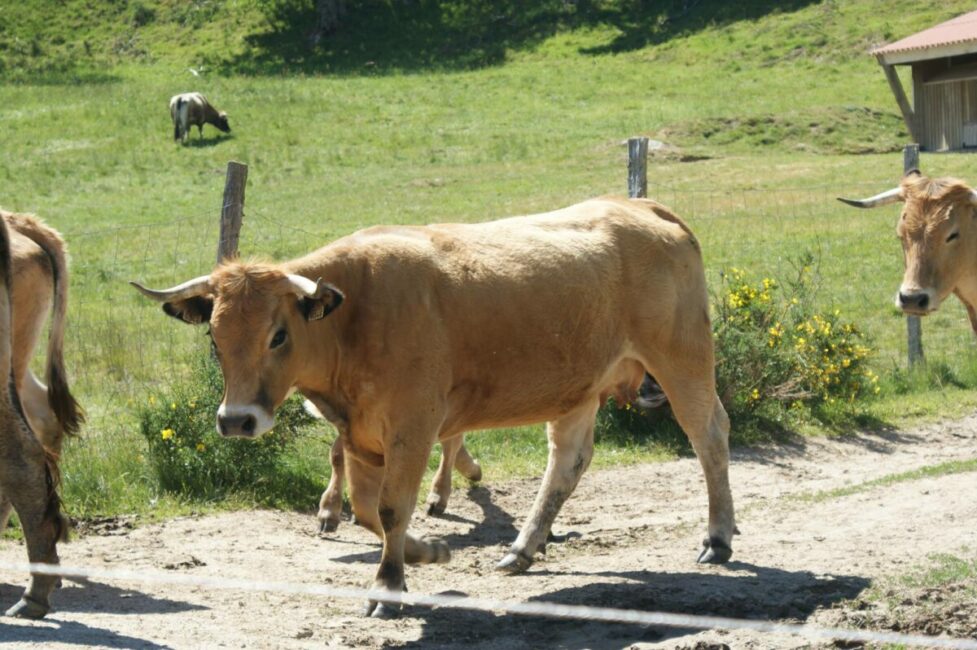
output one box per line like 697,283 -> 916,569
714,254 -> 877,423
138,355 -> 314,500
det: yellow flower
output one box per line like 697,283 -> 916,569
196,443 -> 206,452
161,428 -> 174,440
149,396 -> 156,405
171,402 -> 177,410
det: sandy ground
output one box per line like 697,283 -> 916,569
1,414 -> 976,649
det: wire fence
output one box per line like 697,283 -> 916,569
55,156 -> 976,422
3,560 -> 977,650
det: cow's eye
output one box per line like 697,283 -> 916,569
947,232 -> 960,243
270,329 -> 288,349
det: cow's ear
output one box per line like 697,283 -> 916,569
162,297 -> 213,325
300,283 -> 344,321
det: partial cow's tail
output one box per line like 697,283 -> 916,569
4,215 -> 84,439
0,219 -> 13,403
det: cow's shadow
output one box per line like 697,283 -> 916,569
0,577 -> 206,616
182,134 -> 233,148
329,484 -> 520,564
0,616 -> 173,649
400,562 -> 869,649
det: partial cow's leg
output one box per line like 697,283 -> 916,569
425,434 -> 481,516
317,436 -> 345,533
355,430 -> 449,618
0,442 -> 65,618
453,439 -> 482,482
497,399 -> 599,574
0,494 -> 13,531
649,357 -> 736,564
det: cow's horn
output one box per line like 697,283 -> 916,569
286,274 -> 326,299
129,276 -> 211,302
836,187 -> 903,209
970,189 -> 977,207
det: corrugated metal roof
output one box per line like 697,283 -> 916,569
872,10 -> 977,56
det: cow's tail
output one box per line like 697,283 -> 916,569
0,219 -> 13,407
6,215 -> 84,438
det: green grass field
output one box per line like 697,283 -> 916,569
3,0 -> 977,520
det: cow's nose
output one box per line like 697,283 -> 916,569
898,291 -> 930,310
218,413 -> 257,437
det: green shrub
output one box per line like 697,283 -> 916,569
137,355 -> 315,502
713,253 -> 878,424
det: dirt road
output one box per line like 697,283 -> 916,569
1,415 -> 976,649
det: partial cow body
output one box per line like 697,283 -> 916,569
839,172 -> 977,331
169,92 -> 230,144
133,196 -> 736,617
0,209 -> 83,532
0,216 -> 69,619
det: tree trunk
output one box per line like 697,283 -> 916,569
311,0 -> 346,45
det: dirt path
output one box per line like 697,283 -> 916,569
2,415 -> 977,649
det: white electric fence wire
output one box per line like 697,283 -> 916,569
1,561 -> 976,649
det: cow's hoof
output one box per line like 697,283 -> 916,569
422,536 -> 451,564
426,498 -> 447,517
696,537 -> 733,564
5,597 -> 48,619
364,600 -> 401,619
317,515 -> 339,534
464,464 -> 482,483
496,551 -> 533,574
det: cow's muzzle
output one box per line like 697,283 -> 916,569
217,413 -> 257,437
896,289 -> 934,315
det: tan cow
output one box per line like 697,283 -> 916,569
839,172 -> 977,328
0,216 -> 69,619
0,210 -> 83,531
132,196 -> 736,617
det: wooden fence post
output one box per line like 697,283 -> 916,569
627,137 -> 649,199
217,161 -> 248,264
903,143 -> 924,368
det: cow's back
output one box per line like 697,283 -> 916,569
288,197 -> 707,430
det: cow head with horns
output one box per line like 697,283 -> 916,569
839,172 -> 977,330
131,264 -> 344,437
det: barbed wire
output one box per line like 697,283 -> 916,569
1,561 -> 975,649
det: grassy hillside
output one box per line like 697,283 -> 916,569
3,0 -> 977,519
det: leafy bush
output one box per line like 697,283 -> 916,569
713,253 -> 878,424
137,355 -> 315,502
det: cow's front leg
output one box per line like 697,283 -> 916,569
345,440 -> 449,618
317,436 -> 345,533
497,399 -> 598,574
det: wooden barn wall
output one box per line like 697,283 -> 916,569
914,62 -> 977,151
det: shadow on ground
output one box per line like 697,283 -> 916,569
221,0 -> 821,76
402,562 -> 867,649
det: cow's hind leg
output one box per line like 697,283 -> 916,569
426,434 -> 481,516
497,399 -> 598,574
317,436 -> 345,533
649,355 -> 736,564
0,445 -> 65,618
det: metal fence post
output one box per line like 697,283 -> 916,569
217,161 -> 248,264
903,143 -> 924,368
628,137 -> 649,199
